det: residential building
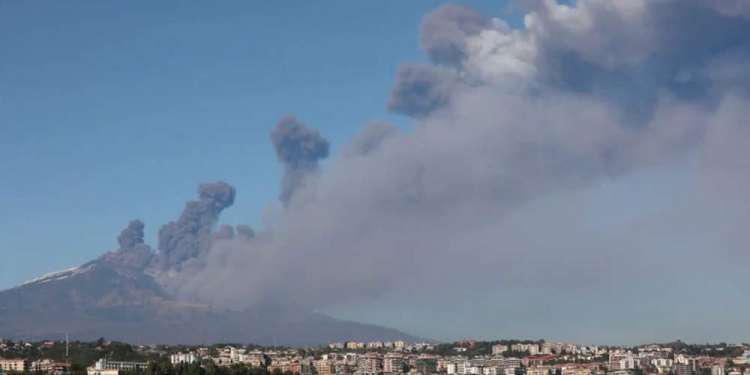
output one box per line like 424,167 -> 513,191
87,359 -> 148,375
0,358 -> 26,373
171,352 -> 199,365
523,355 -> 555,367
541,343 -> 554,355
315,359 -> 335,375
609,352 -> 636,371
561,367 -> 591,375
30,359 -> 69,374
493,345 -> 509,355
347,342 -> 366,350
383,354 -> 405,374
502,358 -> 521,369
357,353 -> 383,375
673,363 -> 695,375
527,366 -> 550,375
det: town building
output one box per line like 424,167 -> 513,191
315,359 -> 335,375
493,345 -> 509,355
673,363 -> 695,375
383,354 -> 405,374
171,352 -> 199,365
523,355 -> 555,367
30,359 -> 69,374
357,353 -> 383,375
527,366 -> 551,375
0,358 -> 26,373
87,358 -> 148,375
609,352 -> 636,371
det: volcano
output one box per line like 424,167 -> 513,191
0,183 -> 417,345
0,251 -> 417,346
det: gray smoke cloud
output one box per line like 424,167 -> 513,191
154,0 -> 750,341
117,220 -> 145,251
388,63 -> 460,118
344,122 -> 399,158
213,224 -> 236,241
271,116 -> 330,204
98,220 -> 154,269
420,4 -> 490,67
155,181 -> 236,270
235,224 -> 255,240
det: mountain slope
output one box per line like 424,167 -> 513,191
0,258 -> 417,346
0,183 -> 420,345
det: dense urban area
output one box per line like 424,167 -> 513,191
1,338 -> 748,375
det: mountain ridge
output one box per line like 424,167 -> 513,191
0,253 -> 419,346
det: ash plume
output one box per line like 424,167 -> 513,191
146,0 -> 750,341
388,64 -> 460,118
270,116 -> 330,204
345,122 -> 399,157
420,4 -> 490,67
213,224 -> 235,240
98,219 -> 154,269
235,224 -> 255,240
117,220 -> 145,251
155,181 -> 236,270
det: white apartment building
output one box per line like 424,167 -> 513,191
527,366 -> 550,375
87,358 -> 147,375
0,358 -> 26,372
493,345 -> 509,355
509,343 -> 540,354
383,354 -> 405,373
610,352 -> 636,370
501,358 -> 521,369
170,352 -> 199,365
446,362 -> 459,374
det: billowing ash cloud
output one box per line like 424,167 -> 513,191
235,224 -> 255,240
117,220 -> 145,251
344,122 -> 399,157
156,181 -> 236,270
420,4 -> 490,67
271,116 -> 330,204
213,224 -> 235,240
100,220 -> 153,269
388,64 -> 460,117
153,0 -> 750,341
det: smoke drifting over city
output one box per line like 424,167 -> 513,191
109,0 -> 750,339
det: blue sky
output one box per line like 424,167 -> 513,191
0,1 -> 516,290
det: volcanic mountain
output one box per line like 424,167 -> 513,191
0,182 -> 417,345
